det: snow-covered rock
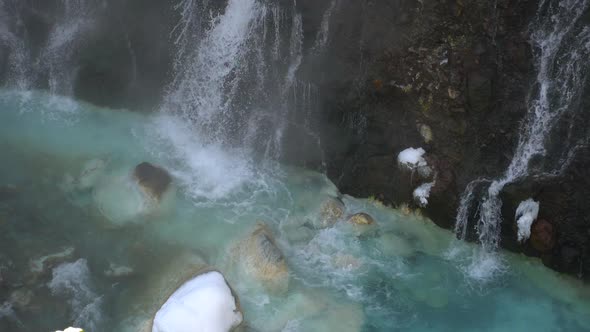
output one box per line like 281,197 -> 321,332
55,328 -> 84,332
397,147 -> 427,170
397,147 -> 433,179
515,199 -> 540,242
152,271 -> 243,332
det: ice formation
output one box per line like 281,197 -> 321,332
152,271 -> 243,332
515,199 -> 540,242
413,182 -> 435,207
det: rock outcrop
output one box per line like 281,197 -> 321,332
230,223 -> 289,293
133,162 -> 172,202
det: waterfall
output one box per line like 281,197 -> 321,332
454,0 -> 590,279
42,1 -> 97,97
313,0 -> 341,52
162,0 -> 338,161
0,0 -> 98,95
0,0 -> 31,89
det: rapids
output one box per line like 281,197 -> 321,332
0,90 -> 589,331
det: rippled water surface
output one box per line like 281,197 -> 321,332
0,90 -> 589,332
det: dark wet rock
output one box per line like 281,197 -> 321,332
530,219 -> 555,253
325,0 -> 537,234
133,162 -> 172,201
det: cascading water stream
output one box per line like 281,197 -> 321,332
454,0 -> 590,279
0,0 -> 97,95
42,1 -> 97,97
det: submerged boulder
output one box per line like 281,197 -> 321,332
231,223 -> 289,293
347,213 -> 375,226
133,162 -> 172,202
152,271 -> 243,332
93,162 -> 174,225
315,197 -> 345,229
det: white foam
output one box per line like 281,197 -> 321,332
48,259 -> 102,331
149,115 -> 259,200
413,182 -> 434,207
397,147 -> 427,170
515,199 -> 540,242
152,271 -> 242,332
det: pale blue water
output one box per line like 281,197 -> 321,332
0,90 -> 589,332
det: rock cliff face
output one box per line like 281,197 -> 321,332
322,0 -> 538,228
320,0 -> 590,281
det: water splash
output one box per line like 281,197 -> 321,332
454,0 -> 590,280
165,0 -> 263,133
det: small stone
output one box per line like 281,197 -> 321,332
447,87 -> 460,99
417,124 -> 433,143
347,213 -> 375,225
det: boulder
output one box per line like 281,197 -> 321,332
231,223 -> 289,293
93,163 -> 174,225
152,271 -> 243,332
133,162 -> 172,201
347,213 -> 375,225
315,197 -> 345,229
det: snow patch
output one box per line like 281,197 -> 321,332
55,328 -> 84,332
397,147 -> 427,170
413,182 -> 435,207
515,199 -> 540,242
152,271 -> 242,332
